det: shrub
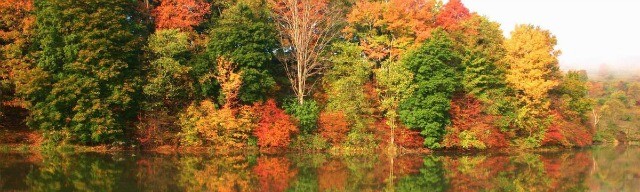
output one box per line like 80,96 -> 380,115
318,112 -> 350,144
253,99 -> 298,148
284,100 -> 320,134
178,100 -> 255,150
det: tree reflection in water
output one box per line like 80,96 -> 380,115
0,147 -> 639,191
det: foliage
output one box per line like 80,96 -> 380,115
436,0 -> 471,32
178,100 -> 255,150
0,0 -> 34,113
144,29 -> 192,110
152,0 -> 211,30
503,24 -> 561,144
399,30 -> 460,148
554,70 -> 592,122
284,99 -> 320,135
214,57 -> 243,109
324,42 -> 374,129
318,112 -> 350,144
253,99 -> 298,148
444,94 -> 508,149
344,0 -> 438,62
21,0 -> 146,144
207,2 -> 278,103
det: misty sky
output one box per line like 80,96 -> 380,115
459,0 -> 640,72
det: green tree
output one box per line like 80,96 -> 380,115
324,42 -> 373,129
399,30 -> 460,148
208,1 -> 278,103
21,0 -> 146,144
144,29 -> 192,110
555,70 -> 592,121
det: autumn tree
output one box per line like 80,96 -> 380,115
22,0 -> 146,144
436,0 -> 471,32
503,24 -> 561,147
253,99 -> 298,148
0,0 -> 34,113
399,30 -> 461,148
270,0 -> 341,104
344,0 -> 438,63
208,2 -> 278,103
152,0 -> 211,30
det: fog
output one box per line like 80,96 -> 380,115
459,0 -> 640,77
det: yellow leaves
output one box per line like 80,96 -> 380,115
215,57 -> 243,109
180,100 -> 255,150
504,24 -> 561,110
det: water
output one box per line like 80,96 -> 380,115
1,146 -> 639,192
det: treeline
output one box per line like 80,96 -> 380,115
1,0 -> 596,150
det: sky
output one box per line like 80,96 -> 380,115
459,0 -> 640,74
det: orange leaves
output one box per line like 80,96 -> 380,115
318,112 -> 349,144
345,0 -> 439,61
253,99 -> 298,148
253,157 -> 297,192
152,0 -> 210,30
436,0 -> 471,32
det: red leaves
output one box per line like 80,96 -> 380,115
543,111 -> 593,147
152,0 -> 210,30
252,99 -> 298,148
318,112 -> 350,144
436,0 -> 471,31
446,94 -> 508,148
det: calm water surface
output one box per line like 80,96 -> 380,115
1,146 -> 639,191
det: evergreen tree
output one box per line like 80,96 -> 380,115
23,0 -> 146,144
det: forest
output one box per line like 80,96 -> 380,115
1,0 -> 638,153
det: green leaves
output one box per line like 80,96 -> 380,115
399,30 -> 460,149
207,2 -> 278,103
24,0 -> 145,144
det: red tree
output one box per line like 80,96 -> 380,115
253,99 -> 298,148
446,94 -> 508,148
436,0 -> 471,31
152,0 -> 210,30
317,112 -> 350,144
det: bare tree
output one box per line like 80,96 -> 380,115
270,0 -> 341,104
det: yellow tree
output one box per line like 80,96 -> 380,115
215,57 -> 243,109
503,24 -> 561,144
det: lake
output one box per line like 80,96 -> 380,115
1,146 -> 639,192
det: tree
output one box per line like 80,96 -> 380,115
324,42 -> 374,129
152,0 -> 211,30
208,2 -> 278,103
436,0 -> 470,32
144,29 -> 192,111
398,30 -> 460,148
344,0 -> 438,62
214,57 -> 243,109
0,0 -> 34,113
270,0 -> 341,104
503,24 -> 561,143
253,99 -> 298,148
22,0 -> 146,144
318,111 -> 349,144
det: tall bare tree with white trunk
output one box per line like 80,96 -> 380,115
270,0 -> 341,104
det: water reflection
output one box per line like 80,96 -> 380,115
1,147 -> 639,191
